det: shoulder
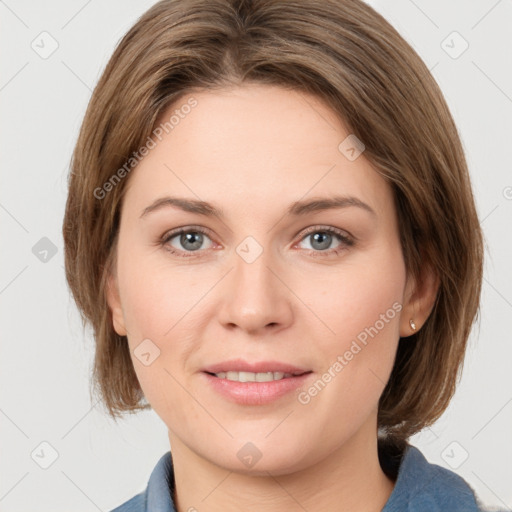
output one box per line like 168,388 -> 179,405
382,443 -> 489,512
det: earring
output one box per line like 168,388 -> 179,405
409,319 -> 417,331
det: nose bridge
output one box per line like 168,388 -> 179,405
217,236 -> 293,333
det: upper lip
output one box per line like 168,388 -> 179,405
203,359 -> 311,375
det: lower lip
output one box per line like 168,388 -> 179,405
202,372 -> 313,405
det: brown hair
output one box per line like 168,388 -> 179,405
63,0 -> 483,443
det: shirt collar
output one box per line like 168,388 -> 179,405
145,451 -> 175,512
381,444 -> 481,511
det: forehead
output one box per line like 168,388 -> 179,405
123,84 -> 393,221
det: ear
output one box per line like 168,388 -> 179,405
106,272 -> 128,337
399,262 -> 440,337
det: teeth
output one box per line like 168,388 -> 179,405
214,371 -> 293,382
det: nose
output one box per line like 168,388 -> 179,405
216,244 -> 294,336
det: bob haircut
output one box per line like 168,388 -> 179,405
63,0 -> 483,445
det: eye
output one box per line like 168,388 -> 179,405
160,225 -> 355,259
296,226 -> 354,257
161,226 -> 214,257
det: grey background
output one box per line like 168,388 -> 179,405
1,0 -> 511,510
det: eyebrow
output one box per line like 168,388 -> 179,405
139,195 -> 377,219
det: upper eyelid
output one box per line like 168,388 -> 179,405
162,225 -> 212,238
298,225 -> 352,238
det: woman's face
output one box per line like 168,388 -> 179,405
107,84 -> 414,474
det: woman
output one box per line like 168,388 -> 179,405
62,0 -> 494,510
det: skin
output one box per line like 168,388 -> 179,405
107,83 -> 439,512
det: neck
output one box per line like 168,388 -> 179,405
168,425 -> 395,512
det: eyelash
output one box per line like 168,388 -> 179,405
159,225 -> 355,259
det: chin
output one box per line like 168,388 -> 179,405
203,438 -> 314,476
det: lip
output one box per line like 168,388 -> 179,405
201,359 -> 313,405
202,359 -> 310,375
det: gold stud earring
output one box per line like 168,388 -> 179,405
409,319 -> 417,331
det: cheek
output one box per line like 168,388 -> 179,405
117,243 -> 207,340
296,244 -> 405,408
303,243 -> 405,350
116,256 -> 197,422
116,246 -> 212,405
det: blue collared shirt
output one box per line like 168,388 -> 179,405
110,444 -> 494,511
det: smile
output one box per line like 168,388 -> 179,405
201,359 -> 313,404
210,371 -> 298,382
